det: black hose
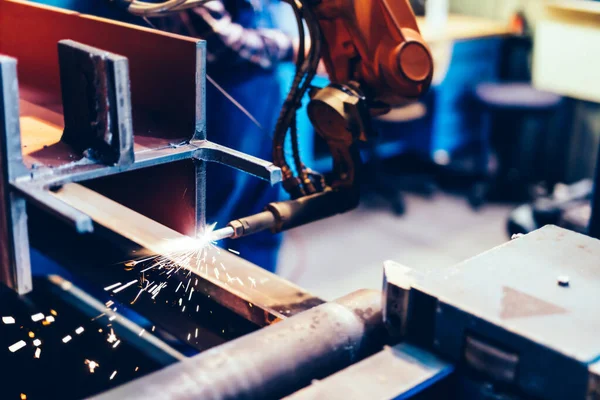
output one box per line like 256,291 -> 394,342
272,0 -> 310,197
293,4 -> 321,194
273,0 -> 324,198
291,113 -> 316,194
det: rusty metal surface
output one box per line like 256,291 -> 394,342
384,226 -> 600,400
91,289 -> 384,400
0,0 -> 200,141
285,343 -> 453,400
50,183 -> 322,326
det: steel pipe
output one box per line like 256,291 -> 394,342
92,289 -> 386,400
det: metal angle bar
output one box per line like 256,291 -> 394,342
31,143 -> 198,188
0,56 -> 33,294
0,0 -> 201,140
12,181 -> 93,234
6,193 -> 33,294
49,183 -> 323,326
24,140 -> 280,191
194,159 -> 206,236
193,40 -> 206,140
193,140 -> 282,185
0,56 -> 29,181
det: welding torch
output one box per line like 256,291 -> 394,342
211,189 -> 358,241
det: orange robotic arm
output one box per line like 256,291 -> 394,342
116,0 -> 432,239
304,0 -> 433,192
211,0 -> 433,240
314,0 -> 433,105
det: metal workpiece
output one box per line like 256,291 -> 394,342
382,261 -> 414,342
13,182 -> 94,234
24,139 -> 280,195
192,140 -> 281,185
13,139 -> 280,239
50,183 -> 322,326
194,158 -> 207,235
92,289 -> 386,400
0,56 -> 29,182
285,343 -> 454,400
382,260 -> 438,349
58,40 -> 134,166
0,1 -> 282,294
193,36 -> 207,141
383,226 -> 600,400
0,56 -> 33,293
0,0 -> 202,138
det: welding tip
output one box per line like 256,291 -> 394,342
211,226 -> 235,242
213,211 -> 277,241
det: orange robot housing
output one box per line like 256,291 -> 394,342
313,0 -> 433,105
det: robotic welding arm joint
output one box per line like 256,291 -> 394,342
212,0 -> 433,241
119,0 -> 432,241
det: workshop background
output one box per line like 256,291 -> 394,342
28,0 -> 600,300
276,0 -> 600,299
3,0 -> 600,399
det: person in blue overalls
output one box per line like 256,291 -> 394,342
33,0 -> 296,273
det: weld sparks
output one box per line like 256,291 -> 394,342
31,313 -> 44,322
9,340 -> 26,353
117,223 -> 252,311
85,359 -> 99,373
2,222 -> 258,391
107,328 -> 117,344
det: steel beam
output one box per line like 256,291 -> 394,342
0,56 -> 32,293
50,183 -> 322,326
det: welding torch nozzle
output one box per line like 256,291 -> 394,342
211,190 -> 359,242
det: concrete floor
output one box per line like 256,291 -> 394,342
276,192 -> 513,301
